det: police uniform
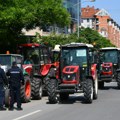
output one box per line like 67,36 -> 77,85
0,66 -> 8,110
7,62 -> 24,110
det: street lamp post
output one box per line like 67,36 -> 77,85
77,0 -> 80,38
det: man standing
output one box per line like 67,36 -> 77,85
0,62 -> 8,110
7,61 -> 24,110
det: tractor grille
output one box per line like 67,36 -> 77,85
102,67 -> 111,72
63,73 -> 76,81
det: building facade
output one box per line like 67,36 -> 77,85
81,6 -> 120,47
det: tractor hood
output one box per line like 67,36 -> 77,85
62,66 -> 80,84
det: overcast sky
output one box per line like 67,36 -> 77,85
82,0 -> 120,25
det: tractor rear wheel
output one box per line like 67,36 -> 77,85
117,72 -> 120,89
47,79 -> 58,104
21,75 -> 31,103
83,79 -> 93,103
31,78 -> 42,100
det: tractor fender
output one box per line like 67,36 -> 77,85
91,64 -> 97,80
41,64 -> 52,76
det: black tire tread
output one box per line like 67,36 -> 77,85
31,78 -> 42,100
83,79 -> 93,103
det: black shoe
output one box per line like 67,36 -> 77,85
0,107 -> 6,110
16,107 -> 23,110
9,107 -> 14,111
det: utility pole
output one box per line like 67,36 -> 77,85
77,0 -> 95,38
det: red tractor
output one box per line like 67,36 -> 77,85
18,43 -> 57,100
98,47 -> 120,88
46,43 -> 98,104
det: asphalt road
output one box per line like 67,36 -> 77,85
0,82 -> 120,120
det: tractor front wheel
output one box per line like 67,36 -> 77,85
83,79 -> 93,103
31,78 -> 43,100
21,75 -> 31,103
47,79 -> 58,104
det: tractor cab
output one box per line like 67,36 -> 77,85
60,43 -> 96,83
98,47 -> 120,88
18,43 -> 52,76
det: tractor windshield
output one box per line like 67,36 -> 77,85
0,55 -> 11,65
21,47 -> 40,64
61,48 -> 87,67
100,50 -> 118,63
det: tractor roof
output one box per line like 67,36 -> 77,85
61,42 -> 93,48
0,54 -> 22,57
19,43 -> 40,47
100,47 -> 118,50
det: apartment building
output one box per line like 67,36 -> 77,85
81,6 -> 120,47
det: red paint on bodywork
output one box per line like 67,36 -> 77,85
22,64 -> 32,75
91,64 -> 97,80
41,64 -> 52,76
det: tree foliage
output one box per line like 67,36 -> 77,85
38,28 -> 114,50
0,0 -> 70,53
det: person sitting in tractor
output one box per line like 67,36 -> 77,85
24,57 -> 33,64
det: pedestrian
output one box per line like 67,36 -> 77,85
0,62 -> 8,110
6,61 -> 24,110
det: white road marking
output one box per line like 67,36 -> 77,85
13,110 -> 42,120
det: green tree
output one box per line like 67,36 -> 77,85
0,0 -> 70,53
39,28 -> 114,50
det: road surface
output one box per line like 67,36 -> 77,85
0,82 -> 120,120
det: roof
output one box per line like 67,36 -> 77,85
61,42 -> 93,48
100,47 -> 118,50
19,43 -> 40,47
0,54 -> 23,57
81,6 -> 100,18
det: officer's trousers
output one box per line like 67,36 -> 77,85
9,85 -> 21,108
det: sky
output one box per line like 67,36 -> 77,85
82,0 -> 120,25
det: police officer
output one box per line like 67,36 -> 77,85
7,61 -> 24,110
0,62 -> 8,110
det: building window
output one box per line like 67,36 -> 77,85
87,19 -> 89,22
96,25 -> 99,30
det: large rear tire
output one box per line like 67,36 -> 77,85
83,79 -> 93,103
21,75 -> 31,103
31,78 -> 43,100
47,79 -> 58,104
